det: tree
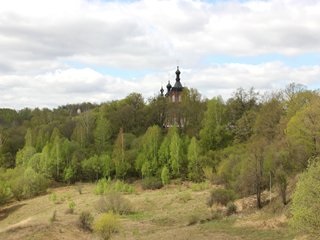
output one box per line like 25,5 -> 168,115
112,128 -> 129,179
81,155 -> 105,181
15,146 -> 36,166
290,159 -> 320,236
249,137 -> 268,209
226,87 -> 259,131
169,130 -> 182,178
200,97 -> 231,152
72,110 -> 95,148
179,88 -> 205,136
136,125 -> 162,177
187,137 -> 202,182
94,111 -> 112,153
253,98 -> 283,142
161,166 -> 170,185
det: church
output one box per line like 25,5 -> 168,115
160,66 -> 185,128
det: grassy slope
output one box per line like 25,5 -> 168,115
0,183 -> 298,240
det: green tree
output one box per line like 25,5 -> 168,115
82,155 -> 104,181
136,125 -> 162,177
169,130 -> 182,178
187,137 -> 202,182
161,165 -> 170,185
200,97 -> 231,152
94,111 -> 112,153
290,159 -> 320,236
15,146 -> 36,166
112,128 -> 129,179
286,97 -> 320,169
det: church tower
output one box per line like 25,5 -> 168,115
160,66 -> 185,127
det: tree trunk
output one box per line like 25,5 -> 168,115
280,184 -> 287,205
256,180 -> 262,209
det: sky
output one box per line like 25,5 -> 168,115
1,0 -> 320,109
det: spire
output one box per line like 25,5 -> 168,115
160,86 -> 164,96
173,66 -> 183,90
175,66 -> 180,82
166,80 -> 172,92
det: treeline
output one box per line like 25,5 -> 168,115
0,84 -> 319,208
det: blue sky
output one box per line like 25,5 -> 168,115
0,0 -> 320,109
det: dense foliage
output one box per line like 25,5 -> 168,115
290,159 -> 320,236
0,84 -> 319,220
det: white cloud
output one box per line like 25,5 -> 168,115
0,0 -> 320,108
1,63 -> 319,109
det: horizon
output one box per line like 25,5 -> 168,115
1,0 -> 320,109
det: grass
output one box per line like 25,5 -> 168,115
201,217 -> 296,240
0,182 -> 299,240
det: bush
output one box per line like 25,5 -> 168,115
190,181 -> 210,192
93,213 -> 120,240
203,166 -> 215,183
113,180 -> 134,193
79,211 -> 94,231
66,200 -> 76,214
49,192 -> 59,204
177,191 -> 192,203
75,183 -> 83,194
187,214 -> 199,226
207,188 -> 236,207
49,210 -> 57,223
142,177 -> 163,190
290,160 -> 320,236
0,180 -> 12,205
210,209 -> 223,220
226,202 -> 237,216
95,178 -> 134,195
96,192 -> 132,215
9,167 -> 49,200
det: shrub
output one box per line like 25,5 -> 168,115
76,183 -> 83,195
49,193 -> 58,203
93,213 -> 120,240
202,166 -> 215,183
226,202 -> 237,216
190,181 -> 210,192
50,210 -> 57,223
187,214 -> 199,226
290,160 -> 320,236
9,167 -> 49,200
113,180 -> 134,193
210,209 -> 223,220
177,191 -> 192,203
161,166 -> 170,185
0,180 -> 12,205
79,211 -> 94,231
95,178 -> 134,195
207,188 -> 236,207
96,192 -> 132,215
142,177 -> 163,190
66,200 -> 76,214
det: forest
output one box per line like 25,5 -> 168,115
0,83 -> 319,235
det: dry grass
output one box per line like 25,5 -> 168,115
0,182 -> 295,240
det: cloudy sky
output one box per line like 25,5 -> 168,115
1,0 -> 320,109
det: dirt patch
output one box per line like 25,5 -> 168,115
0,203 -> 26,221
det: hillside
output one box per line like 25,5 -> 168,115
0,182 -> 298,240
